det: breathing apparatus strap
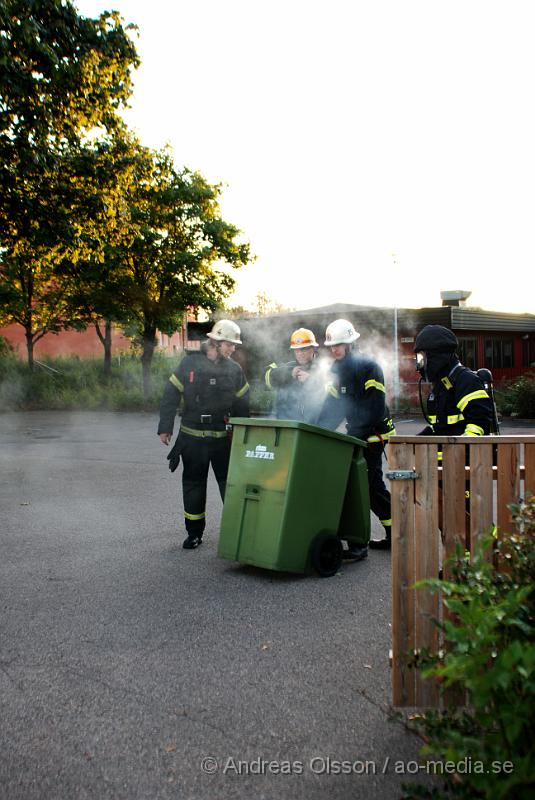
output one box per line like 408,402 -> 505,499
378,432 -> 388,461
418,377 -> 433,426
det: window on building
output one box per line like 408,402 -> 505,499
457,337 -> 477,369
484,337 -> 514,369
522,337 -> 535,368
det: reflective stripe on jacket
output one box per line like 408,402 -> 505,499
317,351 -> 395,443
264,359 -> 325,423
158,350 -> 249,435
426,365 -> 492,436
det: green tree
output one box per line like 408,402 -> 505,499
254,290 -> 292,316
0,0 -> 139,367
105,145 -> 253,398
53,131 -> 145,378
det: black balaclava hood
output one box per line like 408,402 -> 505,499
424,351 -> 459,382
414,325 -> 459,382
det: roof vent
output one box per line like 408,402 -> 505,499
440,290 -> 472,307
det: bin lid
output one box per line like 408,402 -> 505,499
229,417 -> 367,447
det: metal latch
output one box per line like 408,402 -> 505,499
385,470 -> 420,481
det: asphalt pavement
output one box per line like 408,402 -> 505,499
1,411 -> 531,800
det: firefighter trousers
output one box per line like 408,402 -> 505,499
364,444 -> 392,533
178,432 -> 231,536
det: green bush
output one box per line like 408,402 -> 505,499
403,496 -> 535,800
0,352 -> 178,411
0,351 -> 277,414
496,373 -> 535,419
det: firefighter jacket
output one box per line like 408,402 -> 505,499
317,351 -> 396,444
158,349 -> 250,437
264,359 -> 325,423
424,363 -> 493,436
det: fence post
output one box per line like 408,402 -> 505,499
391,442 -> 416,706
497,444 -> 521,538
526,443 -> 535,496
469,444 -> 494,560
414,444 -> 440,706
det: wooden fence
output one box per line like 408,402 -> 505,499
389,434 -> 535,708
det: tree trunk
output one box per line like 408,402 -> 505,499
141,332 -> 157,401
25,328 -> 34,371
95,320 -> 113,380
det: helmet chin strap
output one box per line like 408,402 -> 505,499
205,340 -> 219,361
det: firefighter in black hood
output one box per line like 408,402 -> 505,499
317,319 -> 396,554
413,325 -> 493,437
158,320 -> 250,550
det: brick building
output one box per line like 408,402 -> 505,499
230,292 -> 535,405
3,293 -> 534,406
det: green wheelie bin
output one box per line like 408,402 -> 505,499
217,418 -> 370,577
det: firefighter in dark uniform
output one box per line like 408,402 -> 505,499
317,318 -> 396,555
158,319 -> 250,550
413,325 -> 493,437
264,328 -> 325,423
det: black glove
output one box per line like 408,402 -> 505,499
418,425 -> 435,436
167,438 -> 181,472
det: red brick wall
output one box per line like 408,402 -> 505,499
1,323 -> 132,359
1,322 -> 188,360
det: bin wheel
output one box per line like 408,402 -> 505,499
310,533 -> 343,578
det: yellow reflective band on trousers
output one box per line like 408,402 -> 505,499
381,519 -> 392,527
364,379 -> 385,393
184,511 -> 206,521
457,389 -> 489,412
235,382 -> 249,398
447,414 -> 464,424
429,415 -> 437,424
180,425 -> 228,439
169,374 -> 183,391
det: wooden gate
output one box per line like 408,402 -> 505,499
389,434 -> 535,708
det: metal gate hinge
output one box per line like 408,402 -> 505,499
385,470 -> 420,481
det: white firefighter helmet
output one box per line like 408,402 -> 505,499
206,319 -> 242,345
324,318 -> 360,346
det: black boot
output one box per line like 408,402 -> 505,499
183,534 -> 203,550
342,544 -> 368,561
369,535 -> 391,550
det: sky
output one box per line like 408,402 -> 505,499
76,0 -> 535,315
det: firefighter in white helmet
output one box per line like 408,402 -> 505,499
318,319 -> 396,553
158,319 -> 249,550
264,328 -> 325,423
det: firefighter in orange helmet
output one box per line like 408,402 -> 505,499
264,328 -> 325,423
